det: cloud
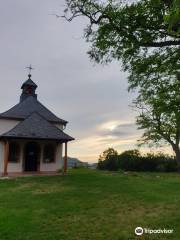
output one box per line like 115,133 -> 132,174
97,120 -> 140,138
68,119 -> 143,162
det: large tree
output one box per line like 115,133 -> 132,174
134,73 -> 180,168
62,0 -> 180,167
98,148 -> 119,170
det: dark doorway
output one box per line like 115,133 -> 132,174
24,142 -> 39,172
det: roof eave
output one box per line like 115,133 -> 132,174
0,115 -> 68,125
0,135 -> 75,142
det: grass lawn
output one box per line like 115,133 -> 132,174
0,169 -> 180,240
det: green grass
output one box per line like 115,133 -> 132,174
0,169 -> 180,240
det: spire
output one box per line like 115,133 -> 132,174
20,73 -> 38,102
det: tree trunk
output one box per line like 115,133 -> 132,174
173,145 -> 180,172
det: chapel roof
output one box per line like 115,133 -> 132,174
0,112 -> 74,141
21,76 -> 37,89
0,96 -> 68,124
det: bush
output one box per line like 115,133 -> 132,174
118,151 -> 177,172
97,148 -> 177,172
97,148 -> 119,171
118,150 -> 141,171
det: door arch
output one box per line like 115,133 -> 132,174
24,142 -> 40,172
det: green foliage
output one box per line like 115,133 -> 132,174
118,149 -> 141,171
164,0 -> 180,36
118,151 -> 177,172
98,148 -> 119,171
64,0 -> 179,65
98,148 -> 177,172
134,74 -> 180,145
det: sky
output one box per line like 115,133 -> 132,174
0,0 -> 172,162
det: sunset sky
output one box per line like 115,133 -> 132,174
0,0 -> 172,162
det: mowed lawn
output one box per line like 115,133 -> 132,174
0,170 -> 180,240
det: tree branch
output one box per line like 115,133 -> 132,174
141,40 -> 180,47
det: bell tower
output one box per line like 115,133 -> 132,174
20,74 -> 38,102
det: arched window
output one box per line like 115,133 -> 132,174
43,144 -> 56,163
9,142 -> 20,163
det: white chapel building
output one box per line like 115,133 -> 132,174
0,73 -> 74,176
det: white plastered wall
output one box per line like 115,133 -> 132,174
0,119 -> 64,174
0,119 -> 20,135
0,119 -> 22,174
40,141 -> 63,172
0,140 -> 64,174
7,140 -> 63,173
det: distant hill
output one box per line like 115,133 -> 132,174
67,157 -> 89,168
88,163 -> 98,169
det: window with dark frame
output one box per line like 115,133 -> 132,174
43,144 -> 56,163
9,142 -> 20,163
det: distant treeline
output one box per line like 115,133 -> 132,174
97,148 -> 177,172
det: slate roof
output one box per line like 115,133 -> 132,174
21,79 -> 37,88
0,96 -> 68,124
0,112 -> 74,141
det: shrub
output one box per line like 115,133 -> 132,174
98,148 -> 177,172
118,150 -> 141,171
97,148 -> 119,171
118,151 -> 177,172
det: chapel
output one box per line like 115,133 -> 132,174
0,73 -> 74,175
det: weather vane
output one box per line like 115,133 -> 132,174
25,64 -> 34,75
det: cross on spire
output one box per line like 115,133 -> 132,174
25,64 -> 34,76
